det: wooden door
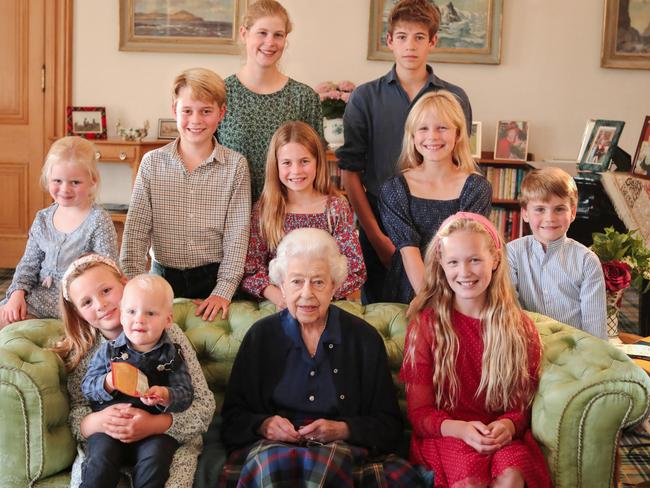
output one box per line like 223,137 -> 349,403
0,0 -> 71,267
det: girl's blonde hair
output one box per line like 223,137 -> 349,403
258,121 -> 337,250
243,0 -> 292,33
40,136 -> 100,202
406,215 -> 537,412
398,90 -> 479,175
51,258 -> 124,372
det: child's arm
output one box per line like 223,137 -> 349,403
195,156 -> 251,321
240,203 -> 276,301
378,178 -> 422,291
459,174 -> 492,217
80,344 -> 115,403
330,197 -> 367,298
120,155 -> 153,277
87,207 -> 119,262
580,251 -> 608,339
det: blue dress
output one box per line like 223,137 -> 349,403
378,173 -> 492,304
2,203 -> 118,318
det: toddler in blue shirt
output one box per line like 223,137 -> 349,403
80,274 -> 193,488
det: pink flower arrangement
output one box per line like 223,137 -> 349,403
315,80 -> 356,119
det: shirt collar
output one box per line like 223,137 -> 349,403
385,64 -> 440,89
112,330 -> 172,354
171,137 -> 222,168
531,234 -> 568,255
280,305 -> 342,348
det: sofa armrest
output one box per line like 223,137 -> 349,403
0,320 -> 76,488
529,312 -> 650,488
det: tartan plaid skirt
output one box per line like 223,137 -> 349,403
218,439 -> 425,487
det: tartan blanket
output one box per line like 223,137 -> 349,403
219,440 -> 425,487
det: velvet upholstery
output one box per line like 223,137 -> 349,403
0,301 -> 647,488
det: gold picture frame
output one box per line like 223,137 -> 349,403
119,0 -> 248,54
367,0 -> 503,64
601,0 -> 650,69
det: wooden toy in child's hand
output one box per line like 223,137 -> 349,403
111,362 -> 149,397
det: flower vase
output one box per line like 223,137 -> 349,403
323,118 -> 344,150
606,289 -> 625,338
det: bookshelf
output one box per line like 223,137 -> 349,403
478,151 -> 532,242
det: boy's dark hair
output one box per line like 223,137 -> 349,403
388,0 -> 441,39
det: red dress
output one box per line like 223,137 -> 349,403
401,308 -> 551,488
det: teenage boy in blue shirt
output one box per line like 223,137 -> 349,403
336,0 -> 472,303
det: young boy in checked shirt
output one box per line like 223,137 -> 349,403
121,68 -> 251,321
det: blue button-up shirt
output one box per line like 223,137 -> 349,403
507,235 -> 607,339
81,330 -> 194,413
272,309 -> 340,428
335,64 -> 472,198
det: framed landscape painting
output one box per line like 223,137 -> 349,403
368,0 -> 503,64
601,0 -> 650,69
120,0 -> 248,54
66,107 -> 107,140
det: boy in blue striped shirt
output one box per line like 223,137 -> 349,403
507,167 -> 607,338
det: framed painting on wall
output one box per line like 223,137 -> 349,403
601,0 -> 650,69
632,116 -> 650,179
367,0 -> 503,64
119,0 -> 248,54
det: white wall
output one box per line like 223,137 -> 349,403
74,0 -> 649,162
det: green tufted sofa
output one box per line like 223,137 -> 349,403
0,299 -> 648,488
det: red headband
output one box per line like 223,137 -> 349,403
437,212 -> 502,250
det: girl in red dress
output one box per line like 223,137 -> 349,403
401,212 -> 551,488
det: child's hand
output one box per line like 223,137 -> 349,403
486,419 -> 515,447
193,295 -> 229,321
1,290 -> 27,324
459,420 -> 499,454
140,386 -> 170,407
104,372 -> 115,393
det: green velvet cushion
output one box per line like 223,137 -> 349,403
0,301 -> 648,488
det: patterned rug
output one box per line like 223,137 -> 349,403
601,172 -> 650,247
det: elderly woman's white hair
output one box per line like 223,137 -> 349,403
269,228 -> 348,289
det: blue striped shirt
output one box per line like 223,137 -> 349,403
507,235 -> 607,339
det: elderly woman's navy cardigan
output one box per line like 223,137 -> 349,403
221,305 -> 403,455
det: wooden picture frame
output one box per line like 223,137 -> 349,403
578,119 -> 625,172
119,0 -> 248,54
494,121 -> 529,161
66,106 -> 107,140
470,121 -> 482,159
157,118 -> 180,140
601,0 -> 650,69
367,0 -> 503,64
632,116 -> 650,179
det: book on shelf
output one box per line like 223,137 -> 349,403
489,208 -> 522,241
481,167 -> 529,200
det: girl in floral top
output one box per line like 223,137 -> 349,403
241,121 -> 365,308
216,0 -> 322,202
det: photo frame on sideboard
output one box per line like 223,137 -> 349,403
632,116 -> 650,179
578,119 -> 625,172
158,118 -> 180,140
367,0 -> 503,64
66,107 -> 107,140
494,121 -> 529,161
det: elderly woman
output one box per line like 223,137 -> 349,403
220,228 -> 422,486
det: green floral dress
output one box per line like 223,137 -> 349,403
217,75 -> 323,202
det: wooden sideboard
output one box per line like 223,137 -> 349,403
94,139 -> 169,248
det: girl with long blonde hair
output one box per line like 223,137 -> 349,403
402,212 -> 551,488
51,254 -> 215,488
241,121 -> 365,308
378,90 -> 491,305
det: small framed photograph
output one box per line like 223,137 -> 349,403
632,116 -> 650,179
494,121 -> 529,161
158,118 -> 179,140
576,119 -> 596,162
578,119 -> 625,172
67,107 -> 107,139
470,121 -> 482,159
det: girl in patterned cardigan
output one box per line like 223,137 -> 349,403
241,121 -> 366,309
